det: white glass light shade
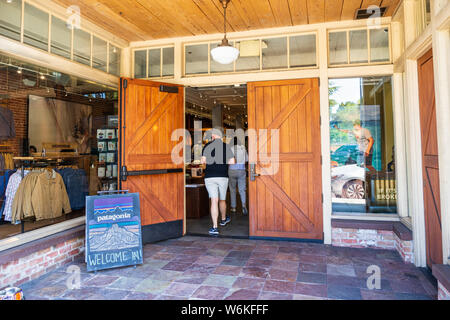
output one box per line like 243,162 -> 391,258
211,44 -> 240,65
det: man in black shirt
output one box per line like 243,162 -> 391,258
201,128 -> 235,235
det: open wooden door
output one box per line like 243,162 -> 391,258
417,49 -> 443,268
119,78 -> 184,244
247,79 -> 323,240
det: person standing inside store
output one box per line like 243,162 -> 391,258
228,136 -> 248,216
201,128 -> 235,235
335,119 -> 376,172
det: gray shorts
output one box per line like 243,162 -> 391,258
204,177 -> 229,200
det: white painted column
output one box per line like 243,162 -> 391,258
120,47 -> 131,78
318,25 -> 332,245
404,59 -> 427,267
392,73 -> 409,220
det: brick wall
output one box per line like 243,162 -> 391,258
0,66 -> 116,157
332,226 -> 414,264
0,234 -> 85,289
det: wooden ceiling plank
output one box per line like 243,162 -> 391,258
210,0 -> 249,33
382,0 -> 400,16
134,0 -> 199,37
255,0 -> 278,28
269,0 -> 293,26
287,0 -> 308,25
175,0 -> 224,35
227,0 -> 261,30
341,0 -> 363,20
307,0 -> 325,24
53,0 -> 150,41
361,0 -> 383,8
325,0 -> 344,22
192,0 -> 231,33
97,0 -> 180,38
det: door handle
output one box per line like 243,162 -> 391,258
250,163 -> 260,181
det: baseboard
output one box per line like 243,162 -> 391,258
142,220 -> 183,244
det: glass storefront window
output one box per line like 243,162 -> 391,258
162,47 -> 174,77
148,48 -> 161,78
92,36 -> 107,72
349,29 -> 368,64
73,28 -> 91,66
134,50 -> 147,78
0,0 -> 22,41
109,45 -> 121,76
262,37 -> 287,70
24,3 -> 49,51
290,34 -> 316,68
370,29 -> 390,63
329,77 -> 397,214
329,31 -> 348,65
185,44 -> 208,75
51,16 -> 71,59
235,40 -> 260,72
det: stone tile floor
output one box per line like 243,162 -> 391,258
20,236 -> 437,300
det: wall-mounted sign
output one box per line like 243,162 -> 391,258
85,193 -> 143,272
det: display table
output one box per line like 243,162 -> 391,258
186,184 -> 209,219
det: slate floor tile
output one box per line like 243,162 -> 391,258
267,268 -> 298,282
294,283 -> 327,298
240,267 -> 270,279
162,262 -> 193,272
264,280 -> 296,294
203,274 -> 238,288
213,265 -> 243,276
134,279 -> 172,294
225,289 -> 261,300
327,264 -> 356,277
258,291 -> 293,300
327,285 -> 363,300
232,277 -> 266,291
192,286 -> 229,300
83,275 -> 120,287
163,282 -> 200,297
297,272 -> 327,284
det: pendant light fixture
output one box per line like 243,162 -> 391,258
211,0 -> 239,65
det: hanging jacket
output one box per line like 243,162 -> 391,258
30,170 -> 72,221
4,170 -> 29,222
0,106 -> 16,139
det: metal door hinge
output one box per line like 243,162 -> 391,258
123,79 -> 128,89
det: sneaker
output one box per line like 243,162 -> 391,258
242,207 -> 248,215
219,217 -> 231,226
230,208 -> 237,213
209,227 -> 219,235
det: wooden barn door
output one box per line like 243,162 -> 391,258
417,50 -> 443,268
119,78 -> 184,244
247,79 -> 323,240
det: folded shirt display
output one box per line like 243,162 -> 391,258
56,168 -> 88,211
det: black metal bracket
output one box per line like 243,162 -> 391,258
121,166 -> 182,181
160,85 -> 179,93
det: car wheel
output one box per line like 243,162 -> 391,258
343,180 -> 365,199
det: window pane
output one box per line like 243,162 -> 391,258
162,47 -> 174,77
290,34 -> 316,67
349,29 -> 368,64
185,44 -> 208,75
134,50 -> 147,78
235,40 -> 260,71
329,32 -> 347,65
51,16 -> 71,59
92,36 -> 107,72
148,48 -> 161,77
0,0 -> 22,41
329,77 -> 397,214
210,42 -> 234,73
262,37 -> 287,70
370,29 -> 390,63
73,28 -> 91,66
24,3 -> 49,51
109,45 -> 121,76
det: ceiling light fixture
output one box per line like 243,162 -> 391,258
210,0 -> 239,65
